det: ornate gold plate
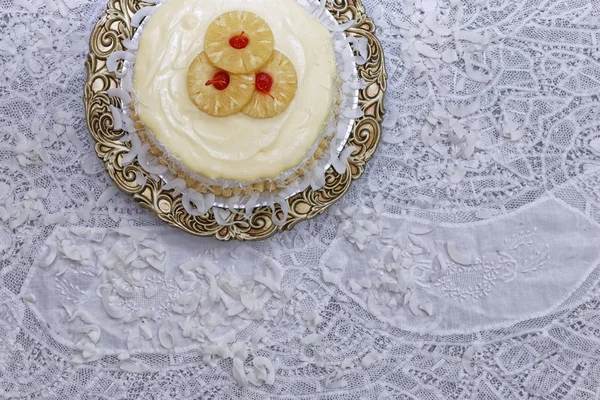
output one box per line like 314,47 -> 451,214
84,0 -> 386,241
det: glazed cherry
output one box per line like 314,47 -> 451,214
205,71 -> 230,90
255,72 -> 274,99
229,31 -> 249,49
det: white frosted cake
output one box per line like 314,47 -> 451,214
133,0 -> 338,193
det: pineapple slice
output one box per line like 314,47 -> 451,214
242,51 -> 298,119
204,11 -> 275,75
186,52 -> 255,117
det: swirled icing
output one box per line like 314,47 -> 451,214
134,0 -> 337,182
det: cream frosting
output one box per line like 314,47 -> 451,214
134,0 -> 337,182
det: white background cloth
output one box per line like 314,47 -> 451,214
2,0 -> 600,398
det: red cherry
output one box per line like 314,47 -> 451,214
255,72 -> 274,99
229,31 -> 249,49
205,71 -> 230,90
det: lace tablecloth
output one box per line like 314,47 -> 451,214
3,0 -> 600,398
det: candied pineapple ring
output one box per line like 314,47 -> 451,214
186,52 -> 255,117
204,11 -> 275,75
242,51 -> 298,118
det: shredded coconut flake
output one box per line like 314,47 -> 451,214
361,350 -> 380,368
120,361 -> 151,373
232,358 -> 248,386
446,241 -> 473,265
301,333 -> 323,345
131,5 -> 160,27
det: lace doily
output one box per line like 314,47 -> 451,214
3,0 -> 600,398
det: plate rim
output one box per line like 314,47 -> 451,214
83,0 -> 387,241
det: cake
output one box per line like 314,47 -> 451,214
132,0 -> 338,196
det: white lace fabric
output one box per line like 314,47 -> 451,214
2,0 -> 600,398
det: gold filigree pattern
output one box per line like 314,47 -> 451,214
84,0 -> 386,241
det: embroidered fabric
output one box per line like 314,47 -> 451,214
2,0 -> 600,398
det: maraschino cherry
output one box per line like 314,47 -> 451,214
255,72 -> 274,99
229,31 -> 249,49
205,71 -> 230,90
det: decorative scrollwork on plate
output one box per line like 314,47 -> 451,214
84,0 -> 386,241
